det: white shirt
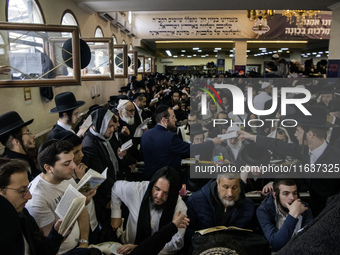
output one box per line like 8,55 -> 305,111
309,140 -> 328,164
26,176 -> 79,254
57,120 -> 75,133
111,180 -> 187,255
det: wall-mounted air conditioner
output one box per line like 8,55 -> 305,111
122,22 -> 131,34
129,27 -> 136,37
98,12 -> 125,29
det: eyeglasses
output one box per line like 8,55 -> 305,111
2,183 -> 31,198
22,131 -> 34,136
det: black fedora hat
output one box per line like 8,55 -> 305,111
62,38 -> 91,69
0,111 -> 33,144
240,142 -> 271,166
296,105 -> 338,128
317,84 -> 336,94
50,92 -> 85,113
187,123 -> 207,136
118,85 -> 130,93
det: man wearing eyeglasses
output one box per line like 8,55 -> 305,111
0,158 -> 64,255
0,111 -> 40,181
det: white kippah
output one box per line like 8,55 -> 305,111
117,99 -> 129,110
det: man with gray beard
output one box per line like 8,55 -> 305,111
117,99 -> 136,143
185,173 -> 255,242
213,126 -> 245,165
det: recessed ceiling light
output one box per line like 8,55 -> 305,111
215,48 -> 222,50
326,51 -> 329,53
312,52 -> 317,55
318,52 -> 323,54
268,51 -> 273,54
246,50 -> 250,52
181,54 -> 184,56
278,50 -> 282,52
198,50 -> 202,52
215,55 -> 217,57
193,47 -> 199,50
193,54 -> 197,56
165,50 -> 172,57
281,48 -> 289,50
307,53 -> 311,55
286,51 -> 290,53
316,54 -> 321,57
201,55 -> 206,57
205,54 -> 209,56
230,50 -> 234,52
229,54 -> 234,57
214,50 -> 218,52
273,51 -> 278,53
173,55 -> 178,58
259,48 -> 266,50
187,55 -> 192,57
181,50 -> 186,52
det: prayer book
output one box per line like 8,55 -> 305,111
75,168 -> 107,193
196,226 -> 253,235
120,139 -> 133,152
55,184 -> 86,236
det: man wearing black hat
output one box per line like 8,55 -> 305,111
239,106 -> 340,216
0,111 -> 39,181
110,167 -> 187,254
257,178 -> 313,252
48,92 -> 86,140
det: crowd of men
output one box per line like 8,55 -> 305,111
1,71 -> 340,255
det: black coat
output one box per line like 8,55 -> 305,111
277,193 -> 340,255
256,135 -> 340,216
82,131 -> 116,225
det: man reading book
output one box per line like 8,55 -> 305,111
25,140 -> 97,255
185,173 -> 255,250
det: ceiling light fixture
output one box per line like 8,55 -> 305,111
282,10 -> 320,28
165,50 -> 172,57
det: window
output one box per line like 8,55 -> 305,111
61,12 -> 78,38
95,27 -> 104,37
7,0 -> 44,24
129,44 -> 133,50
122,40 -> 126,44
112,34 -> 117,44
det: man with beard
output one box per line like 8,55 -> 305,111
0,111 -> 40,181
140,105 -> 221,180
48,92 -> 86,140
256,179 -> 313,252
185,173 -> 255,243
117,99 -> 136,142
82,108 -> 121,236
213,126 -> 244,165
110,167 -> 187,254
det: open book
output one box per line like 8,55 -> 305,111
195,226 -> 253,235
75,168 -> 107,193
55,184 -> 86,236
134,117 -> 151,137
120,139 -> 133,152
